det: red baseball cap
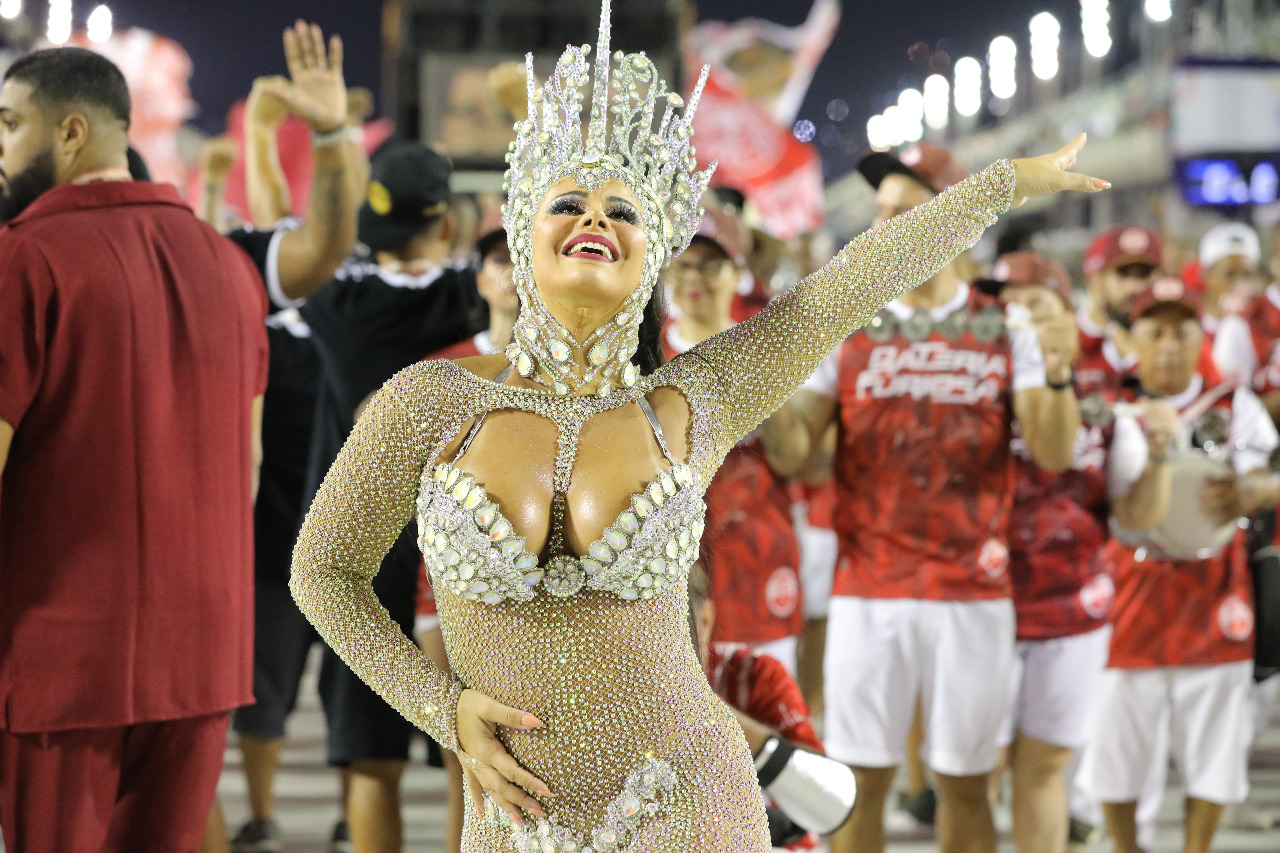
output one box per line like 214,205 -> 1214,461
1083,226 -> 1164,275
983,251 -> 1074,309
1128,276 -> 1203,325
690,206 -> 745,265
858,142 -> 969,195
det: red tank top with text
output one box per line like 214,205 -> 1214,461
830,290 -> 1019,601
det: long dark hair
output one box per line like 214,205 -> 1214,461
632,282 -> 668,374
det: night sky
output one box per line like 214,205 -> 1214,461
104,0 -> 1088,179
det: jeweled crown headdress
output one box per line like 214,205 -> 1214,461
502,0 -> 716,396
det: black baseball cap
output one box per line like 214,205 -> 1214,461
857,143 -> 969,194
358,142 -> 452,253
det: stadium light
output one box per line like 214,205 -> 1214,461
0,0 -> 21,21
883,104 -> 908,147
898,88 -> 925,142
87,4 -> 112,43
988,36 -> 1017,100
1030,12 -> 1061,80
954,56 -> 983,117
867,114 -> 891,151
1081,0 -> 1112,58
923,74 -> 950,130
1144,0 -> 1172,22
46,0 -> 72,44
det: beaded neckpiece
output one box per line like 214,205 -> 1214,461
501,0 -> 716,397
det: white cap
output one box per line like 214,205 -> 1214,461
1199,223 -> 1261,270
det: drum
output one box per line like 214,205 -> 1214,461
1148,452 -> 1240,560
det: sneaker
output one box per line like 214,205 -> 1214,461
330,820 -> 355,853
897,786 -> 938,827
1221,801 -> 1276,831
1066,816 -> 1102,852
230,818 -> 283,853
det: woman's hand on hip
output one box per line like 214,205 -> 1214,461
456,687 -> 552,825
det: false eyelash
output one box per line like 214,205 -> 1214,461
607,204 -> 641,226
548,197 -> 587,217
547,196 -> 641,227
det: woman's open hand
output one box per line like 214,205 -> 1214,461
1011,133 -> 1110,209
456,688 -> 552,826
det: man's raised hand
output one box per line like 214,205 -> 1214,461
257,20 -> 348,134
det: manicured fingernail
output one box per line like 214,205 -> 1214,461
1094,178 -> 1111,189
539,788 -> 553,797
521,714 -> 542,728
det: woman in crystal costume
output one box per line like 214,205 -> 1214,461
289,2 -> 1108,850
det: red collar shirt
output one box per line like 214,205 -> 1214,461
0,182 -> 268,732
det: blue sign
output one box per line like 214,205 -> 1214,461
1178,157 -> 1280,206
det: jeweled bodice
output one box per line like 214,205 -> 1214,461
417,461 -> 705,604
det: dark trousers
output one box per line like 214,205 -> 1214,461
0,711 -> 230,853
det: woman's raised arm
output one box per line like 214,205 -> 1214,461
682,135 -> 1105,448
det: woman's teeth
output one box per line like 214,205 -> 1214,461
568,241 -> 615,261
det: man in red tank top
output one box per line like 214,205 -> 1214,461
791,143 -> 1081,853
982,252 -> 1119,853
1080,282 -> 1280,853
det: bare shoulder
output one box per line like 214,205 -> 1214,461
451,353 -> 511,382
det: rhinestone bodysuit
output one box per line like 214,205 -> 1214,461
290,161 -> 1016,852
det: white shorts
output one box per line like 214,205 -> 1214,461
414,614 -> 441,636
754,635 -> 799,679
796,522 -> 837,619
998,626 -> 1112,750
1080,661 -> 1253,806
823,596 -> 1015,777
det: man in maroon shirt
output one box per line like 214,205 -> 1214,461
0,48 -> 267,852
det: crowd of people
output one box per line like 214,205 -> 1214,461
0,12 -> 1278,853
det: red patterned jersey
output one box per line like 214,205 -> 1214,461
1008,359 -> 1125,641
1102,378 -> 1265,668
802,479 -> 835,530
806,284 -> 1046,601
1075,338 -> 1136,398
731,273 -> 771,323
1103,535 -> 1254,668
706,643 -> 823,752
1077,303 -> 1106,365
706,643 -> 822,851
1215,285 -> 1280,396
666,324 -> 802,644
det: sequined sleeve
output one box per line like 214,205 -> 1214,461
290,365 -> 464,751
683,159 -> 1015,450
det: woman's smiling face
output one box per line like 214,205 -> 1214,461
530,177 -> 649,339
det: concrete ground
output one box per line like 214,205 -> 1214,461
212,649 -> 1280,852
